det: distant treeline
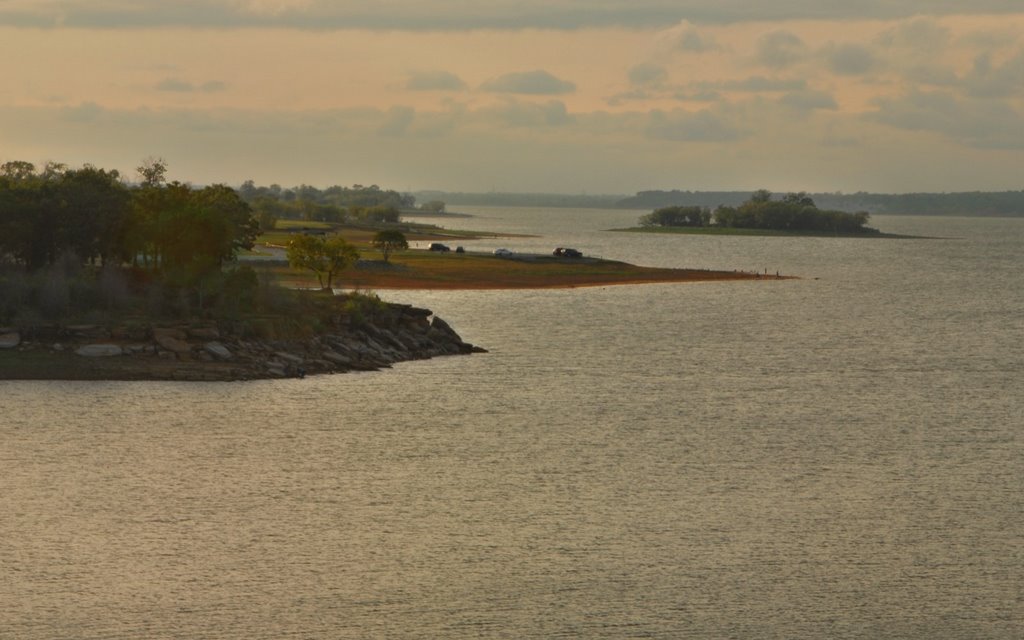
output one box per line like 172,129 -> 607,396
619,190 -> 1024,216
413,191 -> 624,209
238,181 -> 415,227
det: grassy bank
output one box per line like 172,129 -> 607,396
265,250 -> 787,290
258,221 -> 791,289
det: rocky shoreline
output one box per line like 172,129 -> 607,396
0,300 -> 485,382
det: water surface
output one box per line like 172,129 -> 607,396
2,211 -> 1021,638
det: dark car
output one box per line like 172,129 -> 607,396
428,243 -> 451,252
553,247 -> 583,258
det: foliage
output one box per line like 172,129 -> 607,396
637,190 -> 876,234
237,180 -> 415,221
714,191 -> 874,233
371,229 -> 409,262
286,233 -> 360,289
0,159 -> 264,321
639,205 -> 711,228
0,162 -> 131,269
421,200 -> 446,214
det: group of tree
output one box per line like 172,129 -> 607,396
640,190 -> 876,234
283,228 -> 408,290
237,180 -> 413,228
0,159 -> 262,320
638,205 -> 712,228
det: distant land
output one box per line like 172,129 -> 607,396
413,190 -> 1024,217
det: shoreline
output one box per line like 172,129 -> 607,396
0,298 -> 485,382
333,253 -> 794,290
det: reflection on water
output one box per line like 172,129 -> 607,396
1,213 -> 1021,638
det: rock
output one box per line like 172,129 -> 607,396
274,351 -> 305,365
153,328 -> 192,354
188,327 -> 220,340
0,332 -> 21,349
204,341 -> 233,360
322,350 -> 352,366
67,324 -> 105,338
430,316 -> 460,340
75,344 -> 124,357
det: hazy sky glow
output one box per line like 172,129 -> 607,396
2,1 -> 1023,193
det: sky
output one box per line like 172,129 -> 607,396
1,1 -> 1024,194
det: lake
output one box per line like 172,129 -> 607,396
2,208 -> 1021,638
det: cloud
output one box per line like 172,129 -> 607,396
5,1 -> 1024,30
904,64 -> 960,86
156,78 -> 227,93
656,20 -> 720,54
480,100 -> 573,128
962,51 -> 1024,98
779,89 -> 839,111
376,106 -> 416,136
868,89 -> 1024,149
756,31 -> 807,69
825,43 -> 878,76
59,101 -> 105,123
481,70 -> 575,95
719,76 -> 807,92
877,17 -> 952,50
406,70 -> 466,91
628,63 -> 668,87
646,108 -> 746,142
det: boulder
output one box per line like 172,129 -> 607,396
204,341 -> 233,360
153,328 -> 192,354
0,332 -> 21,349
75,344 -> 124,357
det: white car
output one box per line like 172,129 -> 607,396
493,248 -> 513,257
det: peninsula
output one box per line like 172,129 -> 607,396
0,161 -> 786,381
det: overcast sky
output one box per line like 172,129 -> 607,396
2,1 -> 1023,193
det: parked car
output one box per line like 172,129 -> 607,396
553,247 -> 583,258
428,243 -> 451,252
493,248 -> 513,257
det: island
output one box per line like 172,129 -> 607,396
614,190 -> 917,238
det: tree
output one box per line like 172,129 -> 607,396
287,234 -> 360,289
639,205 -> 710,227
136,157 -> 168,187
372,229 -> 408,263
1,161 -> 36,181
421,200 -> 446,214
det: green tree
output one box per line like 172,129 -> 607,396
287,234 -> 360,289
639,205 -> 710,227
136,157 -> 168,187
372,229 -> 408,263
